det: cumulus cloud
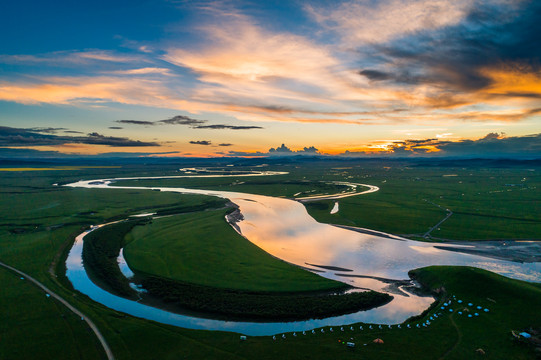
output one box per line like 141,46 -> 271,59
435,133 -> 541,157
269,144 -> 293,153
229,144 -> 321,157
341,132 -> 541,158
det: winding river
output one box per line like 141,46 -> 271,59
64,172 -> 541,336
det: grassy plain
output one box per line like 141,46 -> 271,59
120,209 -> 392,320
303,164 -> 541,240
114,176 -> 351,198
0,160 -> 540,359
125,210 -> 342,292
0,268 -> 104,360
115,162 -> 541,241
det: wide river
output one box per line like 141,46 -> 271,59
65,173 -> 541,336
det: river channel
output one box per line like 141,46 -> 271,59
64,173 -> 541,336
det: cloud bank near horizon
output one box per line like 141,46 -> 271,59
0,126 -> 159,147
1,131 -> 540,159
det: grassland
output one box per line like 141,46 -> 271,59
0,268 -> 104,360
114,163 -> 541,241
114,177 -> 351,198
120,209 -> 389,319
125,210 -> 342,292
0,160 -> 540,359
304,165 -> 541,240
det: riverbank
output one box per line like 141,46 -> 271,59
66,174 -> 540,327
124,209 -> 348,293
2,162 -> 541,359
140,276 -> 392,321
82,208 -> 393,321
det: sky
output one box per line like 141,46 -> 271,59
1,0 -> 540,158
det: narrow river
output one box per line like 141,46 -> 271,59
64,174 -> 541,336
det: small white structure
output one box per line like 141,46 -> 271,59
240,336 -> 247,341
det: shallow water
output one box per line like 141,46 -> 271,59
64,175 -> 541,335
117,248 -> 134,279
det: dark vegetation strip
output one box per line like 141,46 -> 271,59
83,220 -> 144,298
153,198 -> 227,216
140,276 -> 393,321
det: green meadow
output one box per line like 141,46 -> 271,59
304,165 -> 541,240
113,176 -> 352,198
124,210 -> 341,292
0,161 -> 539,359
114,163 -> 541,241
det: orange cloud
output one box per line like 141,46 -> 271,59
0,76 -> 208,113
481,65 -> 541,98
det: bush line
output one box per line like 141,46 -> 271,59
141,276 -> 393,321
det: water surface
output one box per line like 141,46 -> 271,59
64,175 -> 540,335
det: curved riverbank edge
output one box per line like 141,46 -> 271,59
295,182 -> 379,202
63,173 -> 441,335
66,227 -> 431,336
81,215 -> 393,321
139,275 -> 392,321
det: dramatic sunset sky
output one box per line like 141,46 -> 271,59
1,0 -> 540,158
